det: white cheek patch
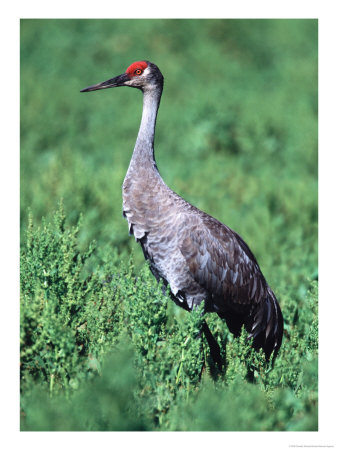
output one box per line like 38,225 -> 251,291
125,66 -> 151,86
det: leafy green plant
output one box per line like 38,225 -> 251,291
20,207 -> 318,430
21,345 -> 150,431
20,203 -> 122,393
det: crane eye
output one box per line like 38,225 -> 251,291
134,68 -> 143,75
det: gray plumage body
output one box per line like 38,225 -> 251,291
81,60 -> 283,360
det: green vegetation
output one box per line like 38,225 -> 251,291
20,19 -> 318,431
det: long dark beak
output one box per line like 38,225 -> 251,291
80,73 -> 130,92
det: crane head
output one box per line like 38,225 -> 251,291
80,60 -> 163,93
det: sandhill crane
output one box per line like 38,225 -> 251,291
81,60 -> 283,366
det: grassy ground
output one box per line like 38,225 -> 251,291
20,19 -> 318,431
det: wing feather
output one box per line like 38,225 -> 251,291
179,212 -> 267,309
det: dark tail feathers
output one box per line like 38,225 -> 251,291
220,287 -> 283,360
248,287 -> 283,360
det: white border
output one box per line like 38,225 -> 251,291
2,1 -> 337,448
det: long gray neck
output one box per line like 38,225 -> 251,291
128,86 -> 162,172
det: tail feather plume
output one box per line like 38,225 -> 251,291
248,287 -> 283,359
220,287 -> 283,360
